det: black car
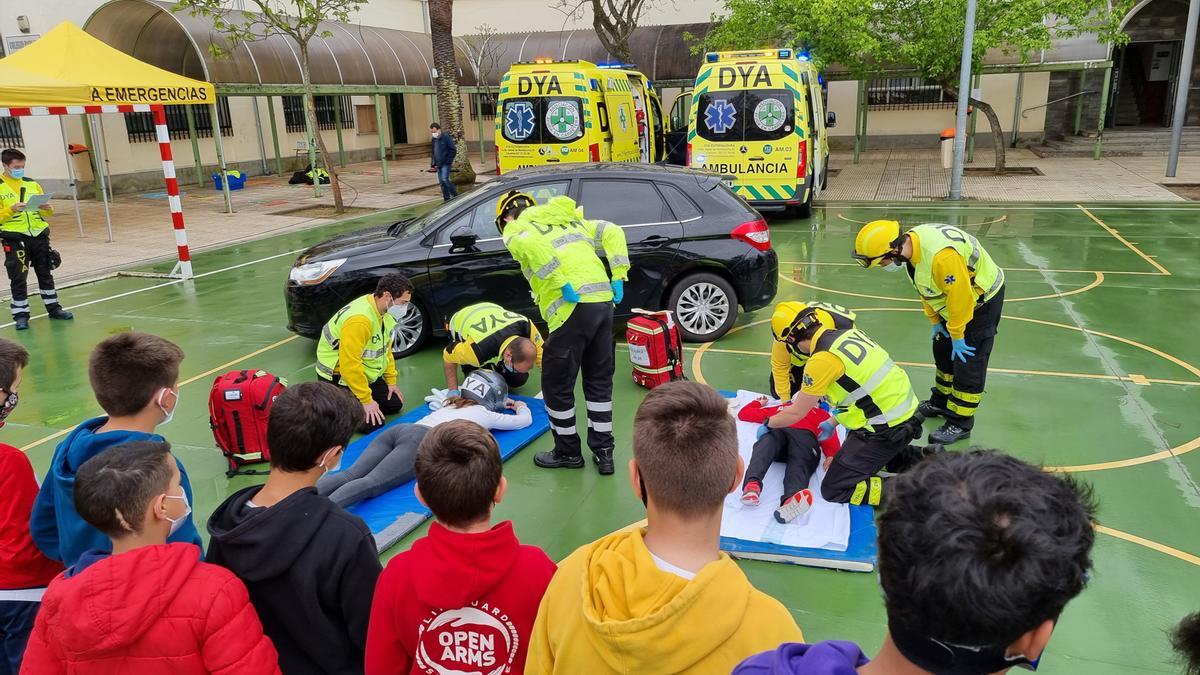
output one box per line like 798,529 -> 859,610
285,163 -> 778,357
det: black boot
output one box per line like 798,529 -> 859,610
47,305 -> 74,321
917,400 -> 948,419
14,315 -> 29,331
929,423 -> 970,444
533,450 -> 584,469
593,449 -> 615,476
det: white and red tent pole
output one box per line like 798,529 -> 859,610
0,103 -> 194,279
152,104 -> 192,278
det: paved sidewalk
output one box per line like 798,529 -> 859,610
23,157 -> 491,295
822,148 -> 1200,202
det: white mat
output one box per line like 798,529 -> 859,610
720,390 -> 851,552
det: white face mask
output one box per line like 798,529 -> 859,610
387,301 -> 410,320
158,389 -> 178,425
431,131 -> 441,139
164,488 -> 192,536
882,260 -> 905,273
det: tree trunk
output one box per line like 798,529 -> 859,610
300,49 -> 345,212
429,0 -> 476,187
590,0 -> 636,63
943,85 -> 1007,174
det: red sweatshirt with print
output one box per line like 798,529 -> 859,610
365,520 -> 556,675
738,401 -> 842,457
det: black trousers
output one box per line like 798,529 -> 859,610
821,416 -> 924,506
744,427 -> 821,505
767,363 -> 805,401
542,302 -> 614,458
461,363 -> 530,390
317,374 -> 404,431
2,231 -> 60,318
929,286 -> 1005,430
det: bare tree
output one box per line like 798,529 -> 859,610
463,24 -> 505,165
551,0 -> 667,63
429,0 -> 476,186
175,0 -> 362,213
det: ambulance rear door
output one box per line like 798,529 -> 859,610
798,66 -> 825,197
600,75 -> 640,163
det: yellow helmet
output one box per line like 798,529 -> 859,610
853,220 -> 902,268
771,302 -> 808,341
495,190 -> 536,231
772,301 -> 857,344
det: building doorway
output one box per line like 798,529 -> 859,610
389,94 -> 408,145
1111,41 -> 1180,127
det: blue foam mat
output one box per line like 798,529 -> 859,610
338,395 -> 549,535
715,390 -> 879,572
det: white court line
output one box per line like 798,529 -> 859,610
1,248 -> 307,329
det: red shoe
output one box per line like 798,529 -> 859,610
741,481 -> 762,507
774,489 -> 814,523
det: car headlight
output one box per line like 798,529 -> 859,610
289,258 -> 346,285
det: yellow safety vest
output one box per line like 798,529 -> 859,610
813,328 -> 918,432
774,301 -> 857,367
0,177 -> 50,237
502,196 -> 630,332
316,294 -> 396,382
908,224 -> 1004,321
447,302 -> 542,368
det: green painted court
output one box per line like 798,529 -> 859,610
9,200 -> 1199,674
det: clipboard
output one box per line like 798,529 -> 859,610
24,194 -> 52,210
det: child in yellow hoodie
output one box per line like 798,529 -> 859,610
526,381 -> 804,675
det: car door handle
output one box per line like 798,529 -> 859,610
642,235 -> 671,247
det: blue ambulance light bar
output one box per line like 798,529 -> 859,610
597,61 -> 637,69
706,52 -> 719,62
778,49 -> 792,58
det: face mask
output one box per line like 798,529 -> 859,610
9,168 -> 25,179
882,260 -> 905,273
431,131 -> 441,139
890,622 -> 1044,674
0,390 -> 18,422
163,489 -> 192,536
157,388 -> 178,425
320,449 -> 342,475
387,302 -> 410,320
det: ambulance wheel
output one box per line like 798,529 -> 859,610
794,176 -> 814,219
391,298 -> 430,359
669,272 -> 737,343
821,163 -> 829,190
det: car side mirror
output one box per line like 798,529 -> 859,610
826,111 -> 837,128
449,226 -> 478,252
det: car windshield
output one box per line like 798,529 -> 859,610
387,198 -> 461,237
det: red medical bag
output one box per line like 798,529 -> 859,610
626,309 -> 686,389
209,370 -> 285,476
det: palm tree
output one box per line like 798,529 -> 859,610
429,0 -> 476,186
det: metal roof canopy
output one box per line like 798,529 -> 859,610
84,0 -> 478,95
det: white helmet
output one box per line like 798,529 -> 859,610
461,369 -> 509,412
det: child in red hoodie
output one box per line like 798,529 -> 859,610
738,397 -> 841,524
366,419 -> 556,675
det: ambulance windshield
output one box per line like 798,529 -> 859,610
696,90 -> 795,143
501,97 -> 586,145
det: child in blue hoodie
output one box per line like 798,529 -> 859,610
734,450 -> 1096,675
29,332 -> 202,567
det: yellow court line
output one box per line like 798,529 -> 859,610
1096,525 -> 1200,566
780,270 -> 1105,304
20,335 -> 302,453
782,260 -> 1163,276
1077,204 -> 1171,276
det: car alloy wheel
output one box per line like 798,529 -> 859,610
391,302 -> 428,358
676,281 -> 731,339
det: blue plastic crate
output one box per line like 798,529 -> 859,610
211,172 -> 246,190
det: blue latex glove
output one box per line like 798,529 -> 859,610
951,337 -> 976,362
817,399 -> 834,413
611,279 -> 624,304
756,422 -> 771,440
816,420 -> 837,442
561,282 -> 580,303
931,324 -> 951,341
447,389 -> 460,398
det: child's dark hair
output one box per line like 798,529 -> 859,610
415,420 -> 502,527
1174,613 -> 1200,675
375,273 -> 414,299
0,338 -> 29,391
88,332 -> 184,416
877,449 -> 1096,649
74,440 -> 174,537
267,382 -> 363,472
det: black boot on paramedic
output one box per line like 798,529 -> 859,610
0,149 -> 73,330
765,308 -> 942,507
853,220 -> 1005,445
496,190 -> 630,475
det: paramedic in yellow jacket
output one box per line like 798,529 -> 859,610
768,301 -> 856,400
443,301 -> 543,391
497,191 -> 630,476
316,274 -> 413,431
852,220 -> 1005,444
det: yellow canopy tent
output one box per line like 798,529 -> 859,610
0,21 -> 214,106
0,22 -> 226,278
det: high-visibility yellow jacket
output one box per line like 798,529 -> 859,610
315,294 -> 397,403
801,326 -> 918,432
502,195 -> 630,332
769,301 -> 856,399
444,302 -> 544,369
0,175 -> 51,237
907,224 -> 1004,339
